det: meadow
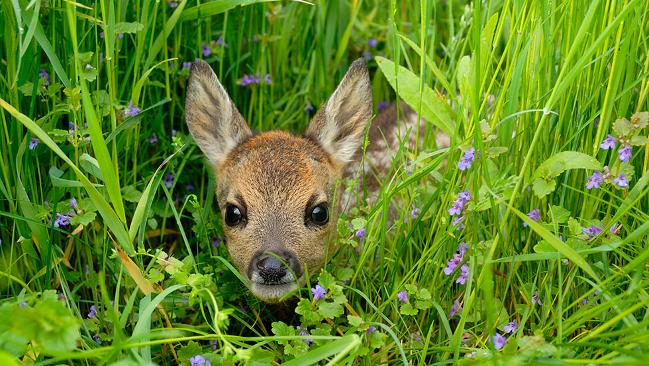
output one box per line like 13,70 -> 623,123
1,0 -> 649,364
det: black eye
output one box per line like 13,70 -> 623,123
224,204 -> 244,227
309,203 -> 329,225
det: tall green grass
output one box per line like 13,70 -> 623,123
1,0 -> 648,364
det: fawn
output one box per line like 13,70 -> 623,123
185,59 -> 420,302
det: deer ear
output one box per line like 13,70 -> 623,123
305,59 -> 372,166
185,60 -> 252,166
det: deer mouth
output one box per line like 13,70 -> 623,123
249,280 -> 299,303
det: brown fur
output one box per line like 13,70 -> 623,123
185,59 -> 371,302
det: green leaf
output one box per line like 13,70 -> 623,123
613,118 -> 632,136
375,56 -> 455,137
533,151 -> 602,180
531,151 -> 601,197
513,206 -> 599,280
295,299 -> 321,324
350,217 -> 366,231
631,111 -> 648,129
347,315 -> 363,327
282,335 -> 361,366
318,301 -> 343,319
70,211 -> 96,226
114,22 -> 144,33
550,205 -> 570,224
80,153 -> 104,181
122,185 -> 143,203
317,270 -> 336,290
180,0 -> 277,21
177,341 -> 202,365
629,135 -> 649,146
399,302 -> 418,316
532,178 -> 556,198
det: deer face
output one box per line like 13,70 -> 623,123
184,59 -> 371,302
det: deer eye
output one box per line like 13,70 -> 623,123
224,204 -> 245,226
308,203 -> 329,226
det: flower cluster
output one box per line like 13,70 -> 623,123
238,73 -> 272,86
87,305 -> 97,319
458,147 -> 475,171
52,211 -> 74,228
586,166 -> 628,190
397,290 -> 408,303
124,101 -> 141,117
443,242 -> 470,285
448,190 -> 470,230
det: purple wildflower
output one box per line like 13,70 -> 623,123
503,320 -> 519,334
362,51 -> 372,61
93,335 -> 102,344
366,326 -> 377,335
211,236 -> 222,248
117,33 -> 123,39
201,44 -> 212,57
405,160 -> 414,176
19,301 -> 28,308
148,133 -> 158,144
70,197 -> 78,209
609,223 -> 620,234
182,61 -> 192,70
299,329 -> 313,345
124,101 -> 140,117
189,355 -> 211,366
493,332 -> 507,350
586,170 -> 605,189
456,264 -> 469,285
613,174 -> 628,188
452,215 -> 465,230
397,290 -> 408,303
171,129 -> 178,137
305,102 -> 314,114
410,204 -> 421,219
311,284 -> 326,300
583,225 -> 603,239
581,298 -> 589,306
368,38 -> 378,47
377,101 -> 389,112
458,242 -> 468,256
523,208 -> 541,227
53,212 -> 72,227
458,148 -> 475,171
449,299 -> 462,317
210,339 -> 218,350
163,173 -> 174,189
532,291 -> 542,306
355,228 -> 366,241
87,305 -> 97,319
238,74 -> 257,86
412,331 -> 422,342
215,36 -> 227,47
600,134 -> 617,150
618,145 -> 632,162
263,74 -> 272,84
39,69 -> 50,86
444,253 -> 462,275
448,190 -> 471,216
29,138 -> 40,150
185,182 -> 194,191
168,0 -> 179,8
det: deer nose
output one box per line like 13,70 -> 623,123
251,251 -> 299,284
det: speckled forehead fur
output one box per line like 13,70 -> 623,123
216,131 -> 338,205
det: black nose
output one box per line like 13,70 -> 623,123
251,251 -> 299,284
